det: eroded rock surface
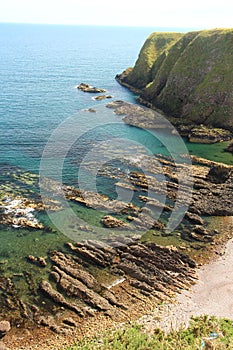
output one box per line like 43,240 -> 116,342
0,236 -> 197,337
39,237 -> 197,323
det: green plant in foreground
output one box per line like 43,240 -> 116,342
66,315 -> 233,350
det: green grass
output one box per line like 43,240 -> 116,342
66,316 -> 233,350
121,28 -> 233,132
125,32 -> 182,89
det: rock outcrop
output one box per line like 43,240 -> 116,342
94,95 -> 112,101
77,83 -> 106,93
0,236 -> 197,341
116,29 -> 233,135
39,237 -> 197,321
188,125 -> 232,143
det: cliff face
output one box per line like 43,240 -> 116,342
116,29 -> 233,132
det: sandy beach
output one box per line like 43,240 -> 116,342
139,233 -> 233,333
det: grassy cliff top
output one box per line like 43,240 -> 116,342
117,28 -> 233,132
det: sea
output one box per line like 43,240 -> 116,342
0,24 -> 232,300
1,23 -> 232,174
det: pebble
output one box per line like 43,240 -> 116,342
0,321 -> 11,339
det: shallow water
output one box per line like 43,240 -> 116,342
0,24 -> 232,308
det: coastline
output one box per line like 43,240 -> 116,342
139,232 -> 233,333
1,24 -> 232,350
0,105 -> 233,349
2,229 -> 233,350
115,74 -> 233,148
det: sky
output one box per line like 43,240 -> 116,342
0,0 -> 232,28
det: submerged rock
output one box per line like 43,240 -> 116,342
27,255 -> 47,267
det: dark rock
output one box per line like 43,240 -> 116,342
193,225 -> 209,235
52,265 -> 111,312
66,242 -> 109,267
62,317 -> 77,327
131,213 -> 164,231
27,255 -> 37,263
190,232 -> 213,243
185,212 -> 204,225
207,164 -> 232,184
38,237 -> 196,324
38,257 -> 47,267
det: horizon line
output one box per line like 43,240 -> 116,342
0,21 -> 213,31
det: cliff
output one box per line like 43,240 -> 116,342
116,29 -> 233,134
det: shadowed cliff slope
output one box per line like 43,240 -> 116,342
116,29 -> 233,132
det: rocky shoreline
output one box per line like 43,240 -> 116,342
0,101 -> 233,349
1,150 -> 233,349
115,77 -> 233,148
1,236 -> 198,349
116,29 -> 233,141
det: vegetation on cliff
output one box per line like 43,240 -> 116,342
68,316 -> 233,350
116,29 -> 233,133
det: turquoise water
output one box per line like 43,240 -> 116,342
186,140 -> 233,164
0,23 -> 154,172
0,24 -> 232,285
1,23 -> 232,177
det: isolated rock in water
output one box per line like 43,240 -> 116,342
77,83 -> 106,93
94,95 -> 112,101
0,321 -> 10,339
